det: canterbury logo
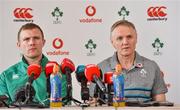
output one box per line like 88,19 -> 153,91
147,6 -> 167,17
14,8 -> 33,19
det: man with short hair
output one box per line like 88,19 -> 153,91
0,23 -> 67,106
98,20 -> 167,102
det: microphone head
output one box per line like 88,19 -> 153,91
75,65 -> 86,82
60,58 -> 75,74
84,64 -> 101,82
45,61 -> 59,77
104,72 -> 113,84
27,64 -> 41,80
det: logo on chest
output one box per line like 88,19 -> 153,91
12,74 -> 19,79
140,69 -> 147,78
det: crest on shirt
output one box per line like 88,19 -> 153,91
140,69 -> 147,78
12,74 -> 19,79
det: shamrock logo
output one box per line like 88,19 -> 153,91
118,6 -> 130,20
85,39 -> 97,53
51,7 -> 63,21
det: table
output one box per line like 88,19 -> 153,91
1,105 -> 180,110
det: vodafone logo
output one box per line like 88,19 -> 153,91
147,6 -> 167,17
86,5 -> 96,16
14,8 -> 33,19
79,5 -> 102,23
52,38 -> 63,49
46,37 -> 69,56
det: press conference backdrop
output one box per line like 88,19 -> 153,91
0,0 -> 180,104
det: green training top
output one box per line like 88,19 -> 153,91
0,55 -> 67,106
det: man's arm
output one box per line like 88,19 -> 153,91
0,72 -> 9,107
0,73 -> 8,96
153,71 -> 166,102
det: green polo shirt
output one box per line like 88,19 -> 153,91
0,55 -> 67,106
97,51 -> 168,102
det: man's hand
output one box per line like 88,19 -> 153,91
153,93 -> 166,102
86,97 -> 98,106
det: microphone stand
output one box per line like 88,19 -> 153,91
80,80 -> 90,107
12,74 -> 46,108
107,84 -> 113,106
62,68 -> 82,106
0,95 -> 9,108
24,74 -> 34,104
94,84 -> 106,106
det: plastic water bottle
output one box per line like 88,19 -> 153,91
50,64 -> 62,108
112,64 -> 125,107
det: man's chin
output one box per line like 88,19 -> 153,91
121,52 -> 131,57
27,54 -> 40,59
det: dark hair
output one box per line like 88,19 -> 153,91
110,20 -> 136,37
17,23 -> 44,41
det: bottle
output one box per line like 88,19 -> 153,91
112,64 -> 125,107
50,64 -> 62,108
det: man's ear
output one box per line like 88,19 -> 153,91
17,42 -> 20,48
111,39 -> 117,49
43,39 -> 46,47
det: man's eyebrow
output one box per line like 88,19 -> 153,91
116,36 -> 123,39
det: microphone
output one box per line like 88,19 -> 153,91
60,58 -> 75,89
84,64 -> 106,93
60,58 -> 74,104
25,64 -> 42,103
45,61 -> 59,77
104,72 -> 113,106
13,64 -> 42,107
60,58 -> 82,105
75,65 -> 86,83
104,72 -> 113,84
75,65 -> 89,101
27,64 -> 42,83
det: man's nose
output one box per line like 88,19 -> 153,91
29,38 -> 35,45
122,38 -> 128,44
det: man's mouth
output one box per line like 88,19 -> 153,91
122,47 -> 129,49
29,48 -> 36,51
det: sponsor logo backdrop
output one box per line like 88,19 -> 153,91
0,0 -> 180,104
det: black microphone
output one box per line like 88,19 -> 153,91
60,58 -> 82,105
25,64 -> 41,103
60,58 -> 75,92
12,64 -> 43,108
84,64 -> 106,93
84,64 -> 107,106
75,65 -> 89,101
104,72 -> 113,106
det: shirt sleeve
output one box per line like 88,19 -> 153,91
0,72 -> 8,96
151,62 -> 168,96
